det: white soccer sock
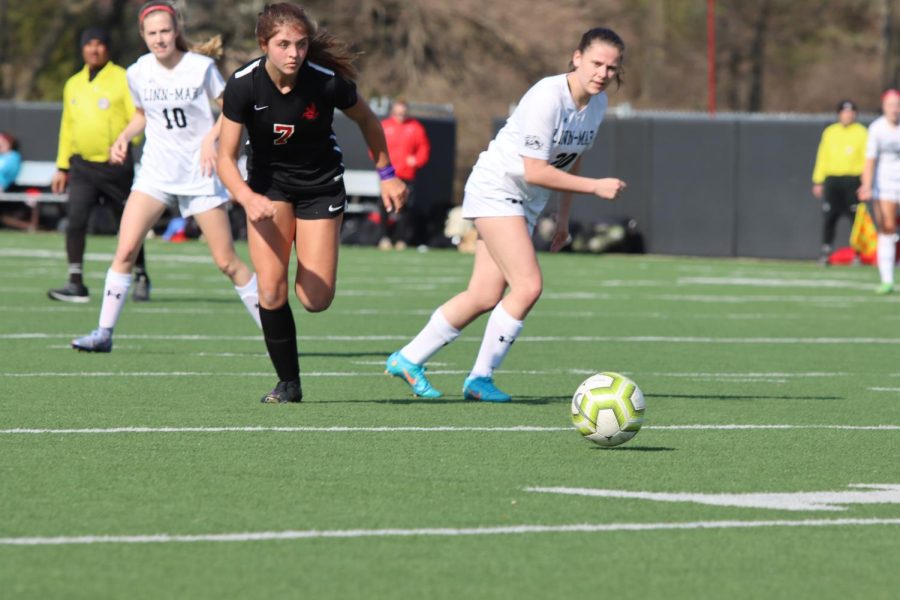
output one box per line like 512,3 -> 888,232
469,301 -> 524,379
235,273 -> 262,328
98,269 -> 132,331
400,308 -> 461,365
877,233 -> 897,285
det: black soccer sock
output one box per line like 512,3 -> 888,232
134,244 -> 147,274
259,303 -> 300,383
66,234 -> 86,284
67,263 -> 84,286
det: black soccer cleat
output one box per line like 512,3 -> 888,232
132,272 -> 151,302
260,379 -> 302,404
48,282 -> 90,303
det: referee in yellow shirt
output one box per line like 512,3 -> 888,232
811,99 -> 868,264
48,27 -> 151,303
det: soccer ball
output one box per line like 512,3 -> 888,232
571,372 -> 645,447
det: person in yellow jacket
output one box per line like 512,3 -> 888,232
48,27 -> 152,303
811,99 -> 868,264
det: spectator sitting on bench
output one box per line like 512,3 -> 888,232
0,132 -> 22,191
0,131 -> 29,230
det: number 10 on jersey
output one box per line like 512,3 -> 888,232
161,108 -> 188,129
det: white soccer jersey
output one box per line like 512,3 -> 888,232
866,116 -> 900,195
464,74 -> 607,212
127,52 -> 225,195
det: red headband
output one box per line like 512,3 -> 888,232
882,89 -> 900,101
139,4 -> 176,24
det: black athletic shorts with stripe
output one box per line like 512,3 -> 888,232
252,178 -> 347,220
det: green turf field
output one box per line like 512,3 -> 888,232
1,231 -> 899,599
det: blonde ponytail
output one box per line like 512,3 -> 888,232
191,34 -> 223,59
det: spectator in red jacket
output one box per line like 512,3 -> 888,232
379,98 -> 431,249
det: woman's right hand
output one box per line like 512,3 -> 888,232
592,178 -> 627,200
857,184 -> 873,202
240,192 -> 277,223
109,136 -> 129,165
50,170 -> 68,194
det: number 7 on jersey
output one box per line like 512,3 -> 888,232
274,124 -> 295,145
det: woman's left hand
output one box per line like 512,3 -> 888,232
200,136 -> 218,177
550,219 -> 572,253
381,177 -> 408,213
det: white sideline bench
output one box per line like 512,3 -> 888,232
0,161 -> 66,231
341,169 -> 381,214
0,161 -> 382,230
0,160 -> 66,201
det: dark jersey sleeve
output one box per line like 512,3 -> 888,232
222,73 -> 251,124
332,76 -> 358,111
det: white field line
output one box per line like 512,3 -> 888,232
0,248 -> 471,275
0,286 -> 406,297
0,248 -> 212,265
652,293 -> 898,304
1,424 -> 898,435
0,305 -> 895,324
2,518 -> 900,546
0,306 -> 247,315
0,288 -> 890,303
11,306 -> 900,327
646,371 -> 846,378
692,378 -> 788,383
0,369 -> 869,381
677,276 -> 875,291
869,387 -> 900,392
0,369 -> 556,378
6,332 -> 900,345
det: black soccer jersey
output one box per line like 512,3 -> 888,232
222,57 -> 358,192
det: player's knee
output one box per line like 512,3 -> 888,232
66,224 -> 88,237
297,288 -> 334,313
112,246 -> 140,268
66,210 -> 91,231
258,286 -> 288,308
214,255 -> 241,278
515,278 -> 543,307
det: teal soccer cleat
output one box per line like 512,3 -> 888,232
71,328 -> 112,353
385,351 -> 443,398
462,376 -> 511,403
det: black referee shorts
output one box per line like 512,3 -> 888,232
68,155 -> 134,207
67,155 -> 134,231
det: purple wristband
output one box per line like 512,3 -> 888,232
377,165 -> 396,181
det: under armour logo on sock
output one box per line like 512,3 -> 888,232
498,335 -> 515,345
106,290 -> 122,299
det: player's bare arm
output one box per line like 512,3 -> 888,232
199,97 -> 224,177
859,157 -> 875,202
550,158 -> 580,253
343,97 -> 408,213
217,115 -> 276,222
110,109 -> 147,164
522,155 -> 625,200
